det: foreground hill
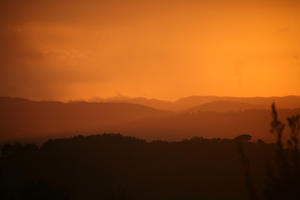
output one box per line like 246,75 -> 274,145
0,97 -> 170,141
0,134 -> 273,200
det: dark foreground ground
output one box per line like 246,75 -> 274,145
0,134 -> 274,200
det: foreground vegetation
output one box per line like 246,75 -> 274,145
0,104 -> 299,200
0,134 -> 272,200
240,104 -> 300,200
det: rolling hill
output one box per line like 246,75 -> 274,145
117,108 -> 300,141
94,95 -> 300,111
0,97 -> 171,141
1,96 -> 299,142
186,101 -> 265,113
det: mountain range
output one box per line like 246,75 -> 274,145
92,95 -> 300,111
1,96 -> 300,142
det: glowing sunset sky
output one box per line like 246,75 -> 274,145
1,0 -> 300,100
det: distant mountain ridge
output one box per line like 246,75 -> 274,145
1,96 -> 300,142
93,95 -> 300,111
118,108 -> 300,141
186,101 -> 265,113
0,97 -> 171,141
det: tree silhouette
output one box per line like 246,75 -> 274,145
240,103 -> 300,200
235,134 -> 252,143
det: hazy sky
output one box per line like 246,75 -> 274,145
1,0 -> 300,101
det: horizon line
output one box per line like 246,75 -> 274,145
1,94 -> 300,103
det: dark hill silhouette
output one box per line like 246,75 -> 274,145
0,133 -> 274,200
1,96 -> 300,142
1,105 -> 299,200
118,108 -> 300,141
91,96 -> 173,111
174,95 -> 300,111
96,95 -> 300,111
0,97 -> 171,141
186,101 -> 264,113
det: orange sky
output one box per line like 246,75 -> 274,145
0,0 -> 300,101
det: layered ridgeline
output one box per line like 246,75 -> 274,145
0,97 -> 171,141
92,95 -> 300,111
1,96 -> 300,142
